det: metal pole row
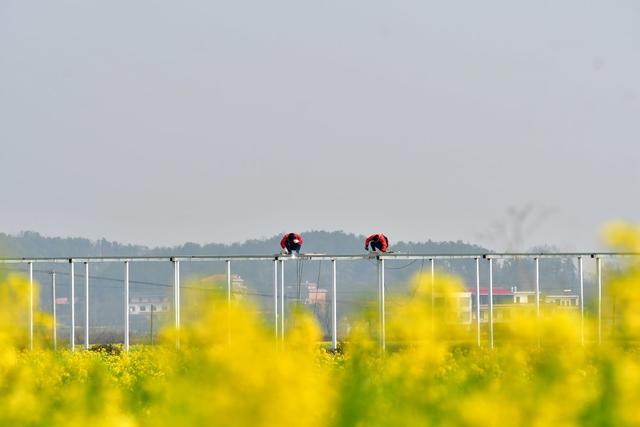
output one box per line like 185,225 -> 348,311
21,257 -> 350,352
483,256 -> 603,349
21,254 -> 612,351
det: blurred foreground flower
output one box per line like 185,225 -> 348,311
1,223 -> 640,425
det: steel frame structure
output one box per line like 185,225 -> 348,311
2,251 -> 638,351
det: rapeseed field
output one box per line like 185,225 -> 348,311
2,223 -> 640,426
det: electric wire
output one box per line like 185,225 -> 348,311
1,266 -> 372,306
385,259 -> 419,270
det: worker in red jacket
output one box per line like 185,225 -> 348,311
281,232 -> 303,255
365,233 -> 389,253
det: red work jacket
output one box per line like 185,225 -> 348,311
281,233 -> 303,249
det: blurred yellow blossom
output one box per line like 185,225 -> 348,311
1,224 -> 640,425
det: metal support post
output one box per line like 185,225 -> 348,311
70,260 -> 75,351
173,260 -> 180,348
488,258 -> 494,350
124,261 -> 130,351
430,258 -> 435,311
430,258 -> 435,334
226,260 -> 232,344
597,257 -> 602,345
52,272 -> 57,350
29,262 -> 33,351
273,260 -> 278,338
280,259 -> 285,339
226,260 -> 232,306
578,257 -> 584,345
475,257 -> 481,347
331,259 -> 337,350
84,262 -> 89,350
535,257 -> 540,318
378,257 -> 386,352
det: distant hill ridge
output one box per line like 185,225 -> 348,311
0,230 -> 488,258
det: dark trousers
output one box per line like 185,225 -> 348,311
286,243 -> 301,255
371,241 -> 384,252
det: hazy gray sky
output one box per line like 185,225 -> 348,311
1,1 -> 638,250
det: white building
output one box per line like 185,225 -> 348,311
129,296 -> 170,315
513,290 -> 537,304
456,292 -> 473,325
544,289 -> 579,308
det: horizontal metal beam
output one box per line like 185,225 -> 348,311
286,254 -> 376,261
379,254 -> 481,260
1,251 -> 639,264
0,255 -> 278,264
174,255 -> 278,262
483,252 -> 640,259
